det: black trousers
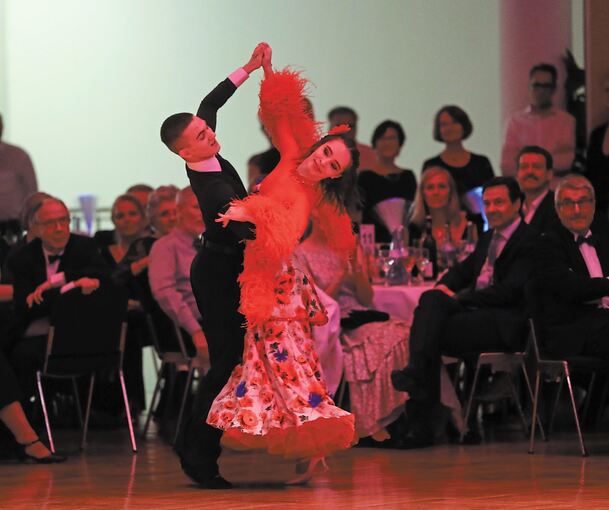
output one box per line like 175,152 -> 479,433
408,290 -> 510,405
0,349 -> 21,410
177,247 -> 245,477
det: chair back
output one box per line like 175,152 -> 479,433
45,282 -> 128,374
146,300 -> 195,359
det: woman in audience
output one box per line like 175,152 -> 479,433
296,216 -> 410,447
408,166 -> 474,245
423,105 -> 494,225
358,120 -> 417,243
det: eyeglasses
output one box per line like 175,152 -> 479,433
530,82 -> 556,90
556,198 -> 594,210
37,216 -> 71,228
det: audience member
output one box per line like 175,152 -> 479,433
392,177 -> 534,447
501,63 -> 575,178
423,105 -> 494,225
536,174 -> 609,360
6,197 -> 107,401
586,76 -> 609,217
328,106 -> 376,171
358,120 -> 417,243
126,184 -> 154,209
149,186 -> 206,347
0,113 -> 38,241
408,166 -> 474,245
515,145 -> 560,233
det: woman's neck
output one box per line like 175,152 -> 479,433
429,208 -> 449,225
442,141 -> 466,155
374,156 -> 400,175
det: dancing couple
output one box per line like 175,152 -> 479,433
161,43 -> 359,488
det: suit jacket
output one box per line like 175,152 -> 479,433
528,191 -> 561,234
439,220 -> 535,349
537,221 -> 609,356
6,234 -> 109,333
187,77 -> 254,250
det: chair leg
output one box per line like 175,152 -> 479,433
119,370 -> 138,453
460,361 -> 482,442
581,372 -> 597,427
173,366 -> 195,446
521,362 -> 545,441
81,374 -> 95,451
564,366 -> 588,457
72,377 -> 84,429
549,375 -> 565,436
528,370 -> 541,454
36,371 -> 55,454
141,361 -> 165,439
507,372 -> 528,437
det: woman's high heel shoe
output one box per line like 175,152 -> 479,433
286,456 -> 329,485
16,439 -> 67,464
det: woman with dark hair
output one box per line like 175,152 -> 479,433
423,106 -> 494,225
209,49 -> 357,483
358,120 -> 417,243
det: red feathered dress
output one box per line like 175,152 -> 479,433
206,69 -> 357,458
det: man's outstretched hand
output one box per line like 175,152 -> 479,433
243,42 -> 270,74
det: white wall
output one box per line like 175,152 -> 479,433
4,0 -> 502,207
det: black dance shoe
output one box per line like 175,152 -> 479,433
16,439 -> 67,464
391,368 -> 428,400
181,461 -> 233,489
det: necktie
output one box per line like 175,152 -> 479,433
487,232 -> 503,267
576,235 -> 596,247
48,254 -> 62,264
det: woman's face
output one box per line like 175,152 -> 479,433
422,172 -> 451,210
152,200 -> 177,236
297,139 -> 351,181
374,127 -> 402,160
438,111 -> 463,143
112,200 -> 144,238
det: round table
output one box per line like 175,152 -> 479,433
372,282 -> 435,322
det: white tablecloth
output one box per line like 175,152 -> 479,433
372,283 -> 435,322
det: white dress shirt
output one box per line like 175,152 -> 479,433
575,230 -> 609,309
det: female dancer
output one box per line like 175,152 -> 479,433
210,49 -> 359,483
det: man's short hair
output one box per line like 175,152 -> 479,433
327,106 -> 357,123
517,145 -> 553,170
529,63 -> 557,85
483,176 -> 522,204
127,183 -> 154,194
554,174 -> 595,204
32,197 -> 69,223
160,113 -> 194,152
176,185 -> 196,207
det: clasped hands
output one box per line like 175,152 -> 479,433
243,42 -> 272,75
26,277 -> 100,308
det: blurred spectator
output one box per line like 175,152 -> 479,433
423,105 -> 494,227
328,106 -> 376,171
586,76 -> 609,217
501,63 -> 575,178
0,113 -> 38,242
358,120 -> 417,242
126,184 -> 154,209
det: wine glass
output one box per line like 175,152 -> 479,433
377,248 -> 392,285
402,247 -> 417,285
415,247 -> 431,284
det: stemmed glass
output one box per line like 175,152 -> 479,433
402,247 -> 417,285
414,247 -> 430,284
377,248 -> 392,286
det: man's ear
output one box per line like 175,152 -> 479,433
178,147 -> 190,161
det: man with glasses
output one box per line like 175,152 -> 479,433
537,174 -> 609,360
5,197 -> 108,402
501,63 -> 575,178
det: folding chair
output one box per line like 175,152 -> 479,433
141,302 -> 206,445
36,282 -> 136,453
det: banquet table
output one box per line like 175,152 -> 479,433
372,282 -> 435,323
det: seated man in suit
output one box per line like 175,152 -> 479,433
391,177 -> 534,446
516,145 -> 560,233
537,174 -> 609,360
5,197 -> 108,401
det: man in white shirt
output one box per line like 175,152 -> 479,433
501,64 -> 575,178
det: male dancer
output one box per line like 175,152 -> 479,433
160,43 -> 267,489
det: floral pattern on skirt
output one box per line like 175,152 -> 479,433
207,264 -> 356,459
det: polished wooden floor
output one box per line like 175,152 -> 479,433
2,421 -> 609,510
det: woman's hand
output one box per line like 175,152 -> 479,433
215,204 -> 252,228
26,281 -> 52,308
262,45 -> 273,77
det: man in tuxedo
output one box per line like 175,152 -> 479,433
159,43 -> 266,489
516,145 -> 560,234
537,174 -> 609,359
6,197 -> 108,402
392,177 -> 534,446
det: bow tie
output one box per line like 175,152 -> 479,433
576,235 -> 596,247
48,254 -> 62,264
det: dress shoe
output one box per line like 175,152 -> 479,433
181,461 -> 233,489
390,432 -> 434,450
16,439 -> 67,464
286,457 -> 328,485
391,368 -> 429,400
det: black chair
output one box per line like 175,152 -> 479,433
141,301 -> 205,445
35,282 -> 136,453
526,279 -> 609,456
